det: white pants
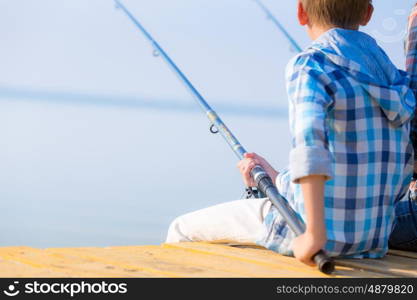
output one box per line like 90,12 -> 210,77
165,198 -> 272,244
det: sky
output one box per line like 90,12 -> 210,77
0,0 -> 416,247
0,0 -> 415,106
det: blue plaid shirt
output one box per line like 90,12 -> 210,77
257,28 -> 416,258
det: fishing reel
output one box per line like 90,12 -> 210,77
245,187 -> 266,199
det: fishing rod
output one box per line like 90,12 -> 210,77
113,0 -> 334,274
253,0 -> 302,53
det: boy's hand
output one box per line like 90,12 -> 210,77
410,180 -> 417,191
410,180 -> 417,201
292,232 -> 326,266
237,153 -> 278,187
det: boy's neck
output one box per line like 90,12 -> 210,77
307,25 -> 360,40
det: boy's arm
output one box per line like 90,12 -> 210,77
406,5 -> 417,174
286,55 -> 334,264
292,175 -> 327,265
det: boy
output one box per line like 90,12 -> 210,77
388,3 -> 417,251
166,0 -> 416,266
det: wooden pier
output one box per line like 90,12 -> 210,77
0,243 -> 416,277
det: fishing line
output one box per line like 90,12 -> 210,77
253,0 -> 302,53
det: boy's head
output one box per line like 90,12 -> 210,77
298,0 -> 374,38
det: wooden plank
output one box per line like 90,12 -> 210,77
84,245 -> 321,278
0,247 -> 155,277
44,249 -> 159,277
164,243 -> 388,278
1,244 -> 414,278
0,258 -> 67,277
48,246 -> 238,278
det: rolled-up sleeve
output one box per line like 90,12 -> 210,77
286,55 -> 334,183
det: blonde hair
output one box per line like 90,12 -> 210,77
301,0 -> 371,28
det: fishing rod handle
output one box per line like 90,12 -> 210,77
250,165 -> 335,274
313,250 -> 335,275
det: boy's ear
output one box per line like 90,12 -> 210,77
297,0 -> 309,26
360,3 -> 374,26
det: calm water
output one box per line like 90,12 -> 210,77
0,98 -> 290,248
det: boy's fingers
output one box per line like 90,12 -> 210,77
294,252 -> 315,267
237,159 -> 254,169
301,259 -> 315,267
302,255 -> 316,266
237,160 -> 244,170
243,165 -> 255,186
238,156 -> 259,187
243,176 -> 256,187
252,159 -> 260,166
244,153 -> 257,159
241,159 -> 256,169
242,174 -> 252,187
305,258 -> 316,267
